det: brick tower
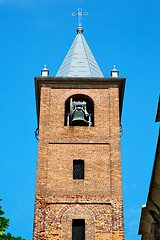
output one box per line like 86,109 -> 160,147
33,19 -> 126,240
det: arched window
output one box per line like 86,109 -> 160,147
64,94 -> 94,126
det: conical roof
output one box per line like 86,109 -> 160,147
56,27 -> 104,78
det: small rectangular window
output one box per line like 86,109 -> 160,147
73,160 -> 84,179
72,219 -> 85,240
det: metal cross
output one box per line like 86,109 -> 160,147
72,8 -> 88,27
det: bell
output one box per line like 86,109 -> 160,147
72,109 -> 88,126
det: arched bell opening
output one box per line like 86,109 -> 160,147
64,94 -> 94,126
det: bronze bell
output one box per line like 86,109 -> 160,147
72,109 -> 88,126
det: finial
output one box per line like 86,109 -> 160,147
72,8 -> 88,32
41,64 -> 49,77
111,65 -> 119,77
76,27 -> 84,34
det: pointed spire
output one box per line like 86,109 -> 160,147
56,27 -> 103,77
56,32 -> 103,78
56,8 -> 103,78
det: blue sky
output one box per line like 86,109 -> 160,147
0,0 -> 160,239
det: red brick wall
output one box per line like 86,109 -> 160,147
33,86 -> 125,240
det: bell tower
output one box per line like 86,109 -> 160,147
33,10 -> 126,240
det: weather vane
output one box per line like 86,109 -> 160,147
72,8 -> 88,27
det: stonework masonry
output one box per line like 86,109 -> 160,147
33,77 -> 125,240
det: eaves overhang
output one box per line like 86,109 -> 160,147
34,76 -> 126,127
138,205 -> 153,239
156,96 -> 160,122
139,129 -> 160,239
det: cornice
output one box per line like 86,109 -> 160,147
34,76 -> 126,126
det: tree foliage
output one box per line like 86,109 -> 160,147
0,200 -> 25,240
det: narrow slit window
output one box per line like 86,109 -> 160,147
72,219 -> 85,240
73,160 -> 84,179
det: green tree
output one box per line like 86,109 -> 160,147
0,200 -> 25,240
